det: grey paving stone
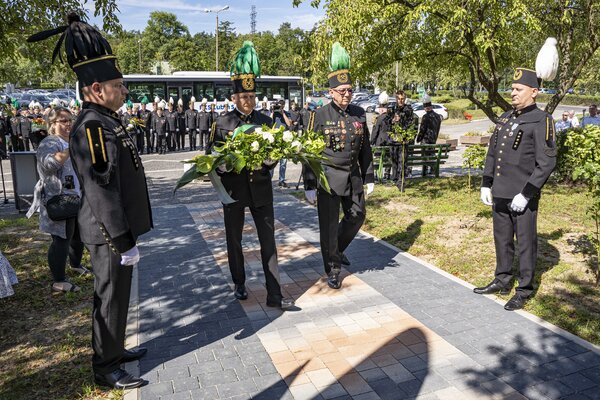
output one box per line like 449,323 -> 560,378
381,363 -> 415,384
189,386 -> 219,400
559,372 -> 598,392
158,366 -> 191,382
159,391 -> 192,400
141,382 -> 174,398
216,378 -> 257,398
369,377 -> 408,400
172,377 -> 200,393
188,360 -> 223,377
359,367 -> 388,383
197,369 -> 238,387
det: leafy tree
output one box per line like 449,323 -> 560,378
0,1 -> 120,83
462,144 -> 487,190
293,0 -> 600,122
142,12 -> 189,63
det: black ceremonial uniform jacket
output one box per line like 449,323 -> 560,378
139,108 -> 152,132
417,110 -> 442,144
185,108 -> 198,130
70,102 -> 153,253
152,114 -> 167,136
303,102 -> 374,196
396,104 -> 418,132
176,110 -> 186,132
211,109 -> 275,208
10,116 -> 20,138
165,110 -> 178,132
482,103 -> 556,200
299,108 -> 312,131
19,115 -> 32,138
121,112 -> 132,127
197,109 -> 211,131
371,111 -> 393,146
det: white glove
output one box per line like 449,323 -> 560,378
120,246 -> 140,266
510,193 -> 529,213
176,128 -> 179,132
365,183 -> 374,195
186,128 -> 189,132
480,187 -> 493,206
305,189 -> 317,204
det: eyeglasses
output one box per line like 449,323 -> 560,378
331,88 -> 353,96
55,119 -> 72,124
238,94 -> 256,101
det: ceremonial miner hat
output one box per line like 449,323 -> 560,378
422,94 -> 432,108
230,41 -> 260,94
513,38 -> 559,90
126,99 -> 133,109
378,92 -> 389,106
27,13 -> 122,87
328,42 -> 352,88
177,98 -> 183,107
140,96 -> 149,105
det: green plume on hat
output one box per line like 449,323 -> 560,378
126,99 -> 133,108
11,98 -> 19,108
74,99 -> 80,107
329,42 -> 351,72
230,41 -> 261,77
140,95 -> 149,105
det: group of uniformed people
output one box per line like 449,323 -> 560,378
25,12 -> 558,391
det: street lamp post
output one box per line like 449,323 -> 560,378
205,6 -> 229,71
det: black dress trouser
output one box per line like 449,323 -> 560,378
48,216 -> 84,282
87,243 -> 133,374
223,203 -> 282,300
492,198 -> 538,297
317,188 -> 366,274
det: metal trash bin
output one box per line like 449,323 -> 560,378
9,151 -> 38,212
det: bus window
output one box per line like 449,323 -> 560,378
182,87 -> 193,106
193,82 -> 215,101
256,82 -> 288,101
215,84 -> 233,101
289,86 -> 302,106
167,87 -> 179,104
126,82 -> 166,103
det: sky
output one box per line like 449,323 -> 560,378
88,0 -> 326,34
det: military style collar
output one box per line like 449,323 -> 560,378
234,108 -> 254,123
513,103 -> 538,117
329,100 -> 349,116
83,101 -> 120,121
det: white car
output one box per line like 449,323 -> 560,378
411,103 -> 449,120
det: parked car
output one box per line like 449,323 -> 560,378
357,97 -> 397,113
540,88 -> 557,94
411,103 -> 449,120
16,93 -> 52,108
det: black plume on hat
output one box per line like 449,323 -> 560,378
27,13 -> 122,87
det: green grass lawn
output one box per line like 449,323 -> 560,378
362,176 -> 599,345
0,218 -> 122,400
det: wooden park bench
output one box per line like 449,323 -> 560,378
372,143 -> 451,181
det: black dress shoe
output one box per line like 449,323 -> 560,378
327,269 -> 342,289
504,293 -> 527,311
121,347 -> 147,363
473,280 -> 510,295
234,284 -> 248,300
266,296 -> 295,309
94,368 -> 147,389
341,253 -> 351,266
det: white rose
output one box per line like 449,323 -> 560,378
254,127 -> 263,135
261,132 -> 275,143
127,123 -> 134,130
282,130 -> 294,142
250,141 -> 260,152
291,140 -> 302,152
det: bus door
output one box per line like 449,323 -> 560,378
167,86 -> 180,106
181,86 -> 193,108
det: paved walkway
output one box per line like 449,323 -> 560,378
128,175 -> 600,400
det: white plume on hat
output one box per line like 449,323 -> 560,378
154,96 -> 160,103
224,99 -> 229,104
158,100 -> 166,109
50,98 -> 61,107
201,98 -> 207,104
378,91 -> 389,105
169,97 -> 174,104
28,100 -> 35,109
177,98 -> 183,106
190,96 -> 196,104
262,96 -> 268,103
306,96 -> 312,103
212,99 -> 217,105
536,37 -> 559,81
69,99 -> 76,107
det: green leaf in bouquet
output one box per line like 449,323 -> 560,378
306,157 -> 331,194
173,163 -> 206,193
232,124 -> 257,138
232,153 -> 247,173
194,155 -> 216,174
208,170 -> 237,205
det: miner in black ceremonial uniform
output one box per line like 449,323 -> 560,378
208,41 -> 294,310
28,13 -> 153,389
165,98 -> 178,151
391,90 -> 418,181
196,98 -> 211,152
139,96 -> 152,154
152,101 -> 168,154
176,99 -> 186,151
185,97 -> 198,151
10,107 -> 23,152
121,100 -> 133,127
19,106 -> 32,151
303,42 -> 374,289
474,65 -> 557,311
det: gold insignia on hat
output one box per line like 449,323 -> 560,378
513,69 -> 523,80
242,77 -> 255,91
338,73 -> 348,83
